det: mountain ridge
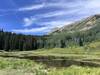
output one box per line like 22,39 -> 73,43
50,14 -> 100,35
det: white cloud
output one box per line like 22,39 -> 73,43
21,0 -> 100,33
12,20 -> 72,34
86,0 -> 100,9
22,9 -> 79,27
36,9 -> 80,18
18,3 -> 45,11
23,17 -> 36,27
41,21 -> 72,28
12,27 -> 50,33
0,3 -> 45,13
71,0 -> 100,16
45,1 -> 82,9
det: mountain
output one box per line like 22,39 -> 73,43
50,14 -> 100,35
46,14 -> 100,48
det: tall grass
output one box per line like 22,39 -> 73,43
48,65 -> 100,75
0,57 -> 48,75
0,57 -> 100,75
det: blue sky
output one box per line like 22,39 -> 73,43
0,0 -> 100,35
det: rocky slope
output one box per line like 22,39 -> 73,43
50,14 -> 100,35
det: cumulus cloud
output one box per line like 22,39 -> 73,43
23,17 -> 37,27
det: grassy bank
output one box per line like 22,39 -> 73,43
0,57 -> 100,75
0,57 -> 48,75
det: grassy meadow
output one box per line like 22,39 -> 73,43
0,41 -> 100,75
0,57 -> 100,75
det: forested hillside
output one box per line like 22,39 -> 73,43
43,15 -> 100,48
0,30 -> 47,51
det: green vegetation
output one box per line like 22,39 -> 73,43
0,57 -> 49,75
0,41 -> 99,75
0,41 -> 100,60
48,65 -> 100,75
0,57 -> 100,75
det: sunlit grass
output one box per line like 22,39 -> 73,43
48,65 -> 100,75
0,57 -> 48,75
0,57 -> 100,75
0,41 -> 100,75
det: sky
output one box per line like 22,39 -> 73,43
0,0 -> 100,35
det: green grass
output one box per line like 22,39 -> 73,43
0,57 -> 100,75
48,65 -> 100,75
0,41 -> 100,75
0,41 -> 100,65
0,57 -> 48,75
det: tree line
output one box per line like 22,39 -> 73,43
0,22 -> 100,51
0,29 -> 42,51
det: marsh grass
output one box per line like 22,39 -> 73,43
0,57 -> 100,75
0,57 -> 48,75
0,41 -> 100,75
